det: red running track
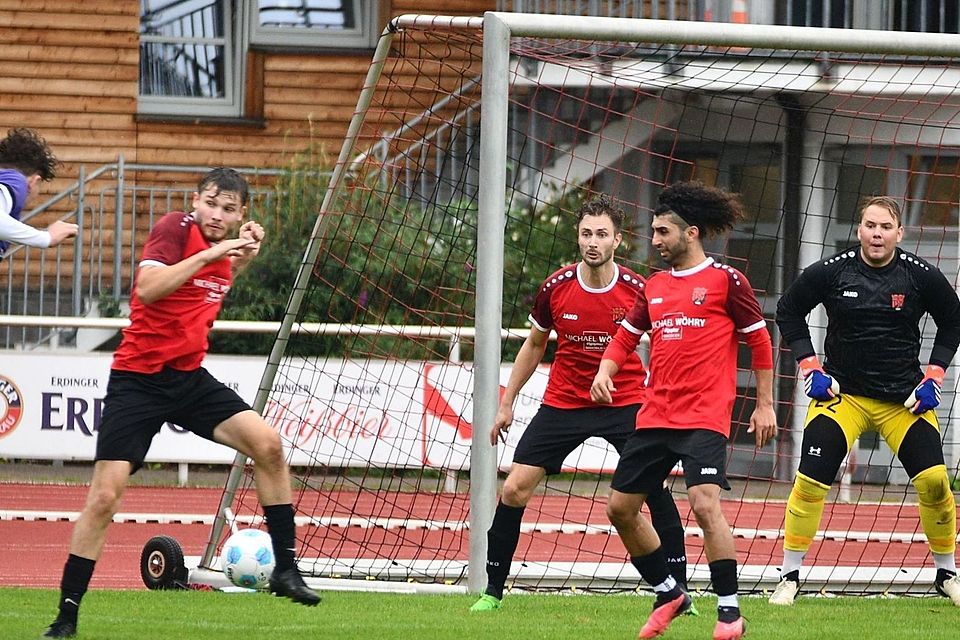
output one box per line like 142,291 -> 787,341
0,483 -> 920,589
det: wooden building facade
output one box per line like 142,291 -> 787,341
0,1 -> 493,185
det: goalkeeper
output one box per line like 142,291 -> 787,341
771,195 -> 960,606
470,195 -> 688,612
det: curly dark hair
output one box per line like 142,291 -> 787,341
655,181 -> 744,239
0,128 -> 59,181
576,193 -> 625,232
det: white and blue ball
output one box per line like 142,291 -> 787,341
220,528 -> 275,589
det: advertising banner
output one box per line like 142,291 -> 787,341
0,353 -> 619,472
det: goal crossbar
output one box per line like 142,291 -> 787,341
193,12 -> 960,597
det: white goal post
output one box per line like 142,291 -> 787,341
189,13 -> 960,597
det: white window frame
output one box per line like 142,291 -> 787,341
247,0 -> 378,49
139,0 -> 247,118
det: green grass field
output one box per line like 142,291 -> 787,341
3,588 -> 959,640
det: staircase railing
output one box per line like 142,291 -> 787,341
1,159 -> 288,349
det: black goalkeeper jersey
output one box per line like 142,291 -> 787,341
777,247 -> 960,401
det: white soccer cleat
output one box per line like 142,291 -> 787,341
768,576 -> 799,606
936,573 -> 960,606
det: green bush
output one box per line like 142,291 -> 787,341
210,147 -> 634,364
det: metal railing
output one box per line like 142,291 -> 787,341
0,160 -> 297,349
496,0 -> 960,33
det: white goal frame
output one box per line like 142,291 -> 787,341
194,12 -> 960,596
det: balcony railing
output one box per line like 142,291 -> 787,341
496,1 -> 960,34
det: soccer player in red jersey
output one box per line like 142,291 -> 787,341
591,182 -> 777,640
42,169 -> 319,639
470,195 -> 687,612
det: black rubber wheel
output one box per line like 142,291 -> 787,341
140,535 -> 188,590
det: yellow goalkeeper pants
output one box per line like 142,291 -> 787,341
784,394 -> 956,554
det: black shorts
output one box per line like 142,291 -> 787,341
611,428 -> 731,494
512,403 -> 639,475
95,367 -> 251,472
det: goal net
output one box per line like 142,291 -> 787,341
197,13 -> 960,596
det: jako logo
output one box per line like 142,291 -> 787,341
842,291 -> 858,298
562,313 -> 578,320
699,467 -> 718,475
0,374 -> 24,439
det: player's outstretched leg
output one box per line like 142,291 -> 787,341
768,570 -> 800,606
263,507 -> 321,606
936,569 -> 960,606
263,503 -> 321,606
238,422 -> 320,607
645,485 -> 696,616
638,590 -> 691,639
469,500 -> 526,612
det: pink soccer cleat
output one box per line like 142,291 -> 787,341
638,592 -> 691,639
712,616 -> 746,640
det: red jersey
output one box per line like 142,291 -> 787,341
613,258 -> 767,436
530,262 -> 647,409
112,212 -> 232,373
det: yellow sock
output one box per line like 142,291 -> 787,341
784,472 -> 830,552
913,465 -> 957,555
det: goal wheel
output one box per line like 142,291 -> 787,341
140,535 -> 188,590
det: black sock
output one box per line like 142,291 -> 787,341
709,558 -> 739,621
937,568 -> 956,583
781,569 -> 800,583
646,486 -> 687,590
58,554 -> 96,623
709,558 -> 738,594
263,503 -> 297,572
631,546 -> 682,603
630,546 -> 670,587
484,502 -> 525,599
717,605 -> 741,623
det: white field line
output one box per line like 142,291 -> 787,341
0,509 -> 950,543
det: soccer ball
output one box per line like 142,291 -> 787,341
220,528 -> 275,589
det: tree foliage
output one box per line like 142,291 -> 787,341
210,147 -> 629,365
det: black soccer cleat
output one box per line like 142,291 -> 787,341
935,569 -> 960,606
269,568 -> 321,606
41,619 -> 77,638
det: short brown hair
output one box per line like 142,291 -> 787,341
576,193 -> 625,233
860,196 -> 902,226
197,167 -> 249,205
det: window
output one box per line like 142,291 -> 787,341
249,0 -> 378,49
906,156 -> 960,226
834,162 -> 887,225
776,0 -> 958,32
778,0 -> 849,28
139,1 -> 379,116
139,0 -> 245,117
892,0 -> 959,34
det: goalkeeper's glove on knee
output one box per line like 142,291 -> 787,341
904,364 -> 945,415
799,355 -> 839,401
